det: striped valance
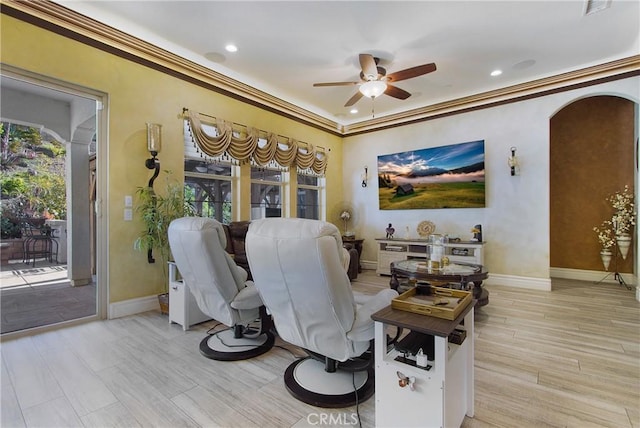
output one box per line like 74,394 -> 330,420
185,110 -> 327,175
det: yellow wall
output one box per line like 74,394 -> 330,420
1,15 -> 344,302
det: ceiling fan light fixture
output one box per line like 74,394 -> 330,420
359,80 -> 387,99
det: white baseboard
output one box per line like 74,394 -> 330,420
362,260 -> 377,271
550,267 -> 636,285
109,295 -> 159,319
486,273 -> 552,291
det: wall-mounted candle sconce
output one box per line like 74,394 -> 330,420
361,166 -> 369,187
144,123 -> 162,264
508,146 -> 519,176
145,123 -> 162,188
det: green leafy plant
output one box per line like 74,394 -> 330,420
1,122 -> 66,219
134,174 -> 197,288
0,217 -> 21,239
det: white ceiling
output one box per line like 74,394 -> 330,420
56,1 -> 639,126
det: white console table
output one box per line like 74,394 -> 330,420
372,303 -> 475,427
376,238 -> 485,275
168,262 -> 212,330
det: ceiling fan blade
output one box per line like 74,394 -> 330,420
344,91 -> 364,107
313,81 -> 360,87
385,84 -> 411,100
386,63 -> 437,83
359,54 -> 378,80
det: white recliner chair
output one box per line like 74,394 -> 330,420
168,217 -> 274,361
246,218 -> 398,408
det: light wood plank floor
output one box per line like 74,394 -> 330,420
1,271 -> 638,427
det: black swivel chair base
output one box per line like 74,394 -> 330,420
199,328 -> 275,361
284,357 -> 375,408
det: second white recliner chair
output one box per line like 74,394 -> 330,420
246,218 -> 398,407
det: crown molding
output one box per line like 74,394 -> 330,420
343,56 -> 640,136
2,0 -> 639,137
0,0 -> 343,135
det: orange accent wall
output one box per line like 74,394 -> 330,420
550,96 -> 635,273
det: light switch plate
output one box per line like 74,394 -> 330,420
124,195 -> 133,207
124,208 -> 133,221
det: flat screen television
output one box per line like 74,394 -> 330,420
377,140 -> 485,209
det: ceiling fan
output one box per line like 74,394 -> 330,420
313,53 -> 437,107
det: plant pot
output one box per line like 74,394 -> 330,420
616,233 -> 632,260
158,292 -> 169,315
600,249 -> 612,271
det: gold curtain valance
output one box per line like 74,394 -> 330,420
185,110 -> 327,175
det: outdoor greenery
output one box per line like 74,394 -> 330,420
0,122 -> 66,238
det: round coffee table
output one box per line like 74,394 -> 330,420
390,259 -> 489,307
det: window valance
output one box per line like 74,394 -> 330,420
184,109 -> 327,175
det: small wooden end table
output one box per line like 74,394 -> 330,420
342,236 -> 364,272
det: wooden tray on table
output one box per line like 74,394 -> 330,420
391,286 -> 472,320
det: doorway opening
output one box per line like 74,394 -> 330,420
0,69 -> 108,336
549,95 -> 638,286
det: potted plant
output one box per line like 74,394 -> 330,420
134,174 -> 197,313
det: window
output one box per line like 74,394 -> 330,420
250,167 -> 282,219
297,172 -> 322,220
183,120 -> 234,223
184,159 -> 233,224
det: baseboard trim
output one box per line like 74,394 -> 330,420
109,295 -> 159,319
362,260 -> 377,271
550,267 -> 636,285
486,273 -> 552,291
361,262 -> 637,292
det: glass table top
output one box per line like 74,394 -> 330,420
392,259 -> 485,276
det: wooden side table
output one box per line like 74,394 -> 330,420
342,237 -> 364,272
372,302 -> 475,427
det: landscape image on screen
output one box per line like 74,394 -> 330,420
378,140 -> 485,210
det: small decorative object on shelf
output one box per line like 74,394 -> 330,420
471,224 -> 482,242
386,223 -> 395,239
417,220 -> 436,237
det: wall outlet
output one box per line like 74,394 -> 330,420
124,208 -> 133,221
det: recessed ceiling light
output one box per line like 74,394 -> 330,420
490,69 -> 502,77
204,52 -> 226,63
350,108 -> 358,114
225,44 -> 238,53
513,59 -> 536,70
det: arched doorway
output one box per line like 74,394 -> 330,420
550,95 -> 637,285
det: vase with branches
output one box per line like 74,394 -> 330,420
608,185 -> 636,236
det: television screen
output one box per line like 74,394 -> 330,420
377,140 -> 485,209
